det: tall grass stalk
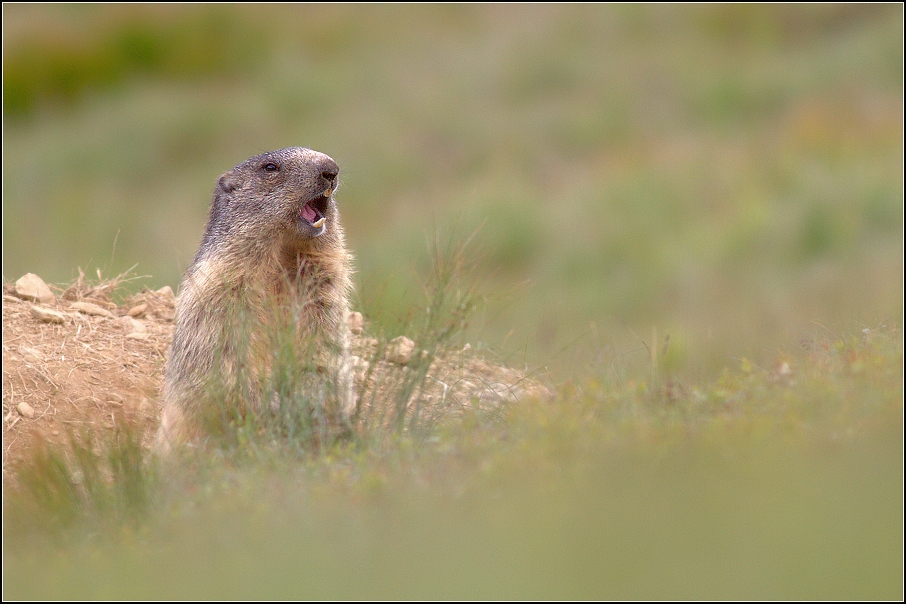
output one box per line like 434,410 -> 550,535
8,425 -> 155,539
354,227 -> 484,446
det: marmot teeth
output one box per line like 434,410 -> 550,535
311,217 -> 326,228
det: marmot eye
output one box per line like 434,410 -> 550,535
263,163 -> 279,172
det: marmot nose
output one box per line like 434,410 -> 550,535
314,155 -> 339,186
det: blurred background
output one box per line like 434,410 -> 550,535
3,4 -> 902,381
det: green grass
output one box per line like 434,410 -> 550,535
4,321 -> 902,599
3,4 -> 902,379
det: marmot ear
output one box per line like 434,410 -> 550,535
218,171 -> 240,193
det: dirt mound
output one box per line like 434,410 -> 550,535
2,275 -> 173,480
2,273 -> 551,478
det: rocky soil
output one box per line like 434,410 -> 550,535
2,272 -> 551,480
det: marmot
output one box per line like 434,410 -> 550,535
155,147 -> 355,453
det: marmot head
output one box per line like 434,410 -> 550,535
205,147 -> 341,248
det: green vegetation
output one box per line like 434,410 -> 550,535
3,4 -> 901,377
2,5 -> 902,599
4,319 -> 902,599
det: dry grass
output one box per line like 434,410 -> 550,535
1,270 -> 552,480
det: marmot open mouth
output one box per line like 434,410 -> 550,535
300,188 -> 331,229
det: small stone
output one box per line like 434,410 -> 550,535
70,301 -> 116,319
386,336 -> 415,366
84,297 -> 117,309
3,294 -> 22,304
126,332 -> 150,340
127,303 -> 148,317
156,286 -> 176,307
16,402 -> 35,419
14,273 -> 55,304
29,305 -> 66,324
155,308 -> 175,322
120,316 -> 147,333
347,311 -> 364,335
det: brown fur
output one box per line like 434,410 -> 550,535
155,148 -> 355,453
